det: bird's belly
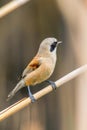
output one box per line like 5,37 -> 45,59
24,63 -> 54,86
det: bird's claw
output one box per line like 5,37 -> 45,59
28,86 -> 36,103
30,95 -> 36,103
46,80 -> 57,90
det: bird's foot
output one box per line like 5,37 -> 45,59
28,86 -> 36,103
46,80 -> 57,90
29,95 -> 36,103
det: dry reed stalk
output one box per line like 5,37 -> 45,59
0,64 -> 87,122
0,0 -> 30,18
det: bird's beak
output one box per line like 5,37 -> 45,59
58,41 -> 62,45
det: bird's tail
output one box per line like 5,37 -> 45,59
7,79 -> 25,101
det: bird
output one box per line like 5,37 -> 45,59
7,37 -> 62,102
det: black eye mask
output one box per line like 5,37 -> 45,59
50,42 -> 57,52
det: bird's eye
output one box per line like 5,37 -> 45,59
50,41 -> 57,52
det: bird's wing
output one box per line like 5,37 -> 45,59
22,56 -> 41,78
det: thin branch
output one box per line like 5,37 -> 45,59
0,64 -> 87,122
0,0 -> 30,18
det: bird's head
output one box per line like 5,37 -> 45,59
38,37 -> 62,56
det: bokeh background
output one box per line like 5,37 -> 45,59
0,0 -> 87,130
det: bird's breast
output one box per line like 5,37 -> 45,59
24,59 -> 56,86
